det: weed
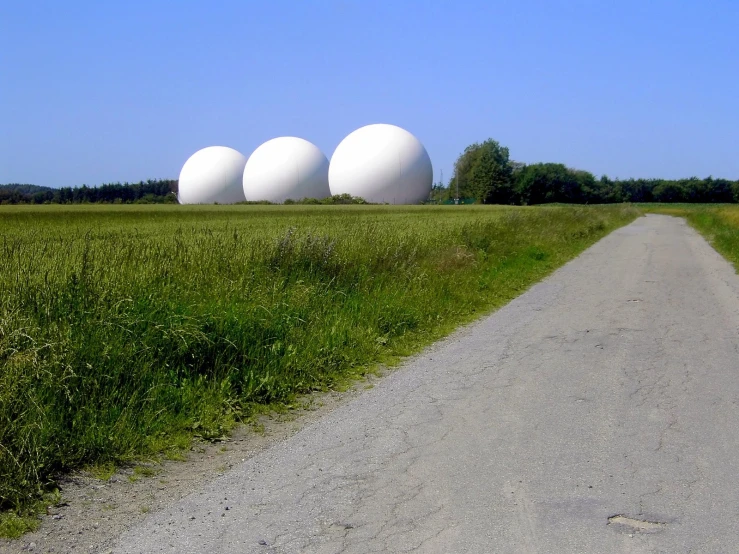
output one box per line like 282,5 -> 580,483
0,510 -> 39,539
164,450 -> 187,462
133,466 -> 158,478
87,462 -> 116,482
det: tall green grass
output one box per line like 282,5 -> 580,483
0,204 -> 638,515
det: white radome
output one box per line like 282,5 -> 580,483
243,137 -> 330,203
178,146 -> 247,204
329,124 -> 433,204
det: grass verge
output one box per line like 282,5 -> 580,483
0,204 -> 639,526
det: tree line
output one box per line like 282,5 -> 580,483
0,179 -> 178,204
3,144 -> 738,206
431,139 -> 739,204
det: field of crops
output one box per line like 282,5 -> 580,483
0,204 -> 639,522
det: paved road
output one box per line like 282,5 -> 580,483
113,215 -> 739,554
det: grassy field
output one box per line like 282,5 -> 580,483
0,204 -> 639,531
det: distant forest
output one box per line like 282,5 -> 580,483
0,180 -> 178,204
2,140 -> 738,205
431,139 -> 739,205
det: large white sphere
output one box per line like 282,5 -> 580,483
178,146 -> 247,204
243,137 -> 330,203
329,124 -> 433,204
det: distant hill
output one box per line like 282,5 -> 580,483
0,183 -> 56,194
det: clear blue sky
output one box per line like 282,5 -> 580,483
2,0 -> 737,188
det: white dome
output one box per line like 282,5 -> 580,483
243,137 -> 330,203
178,146 -> 247,204
329,124 -> 433,204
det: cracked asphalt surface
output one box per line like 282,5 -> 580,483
113,215 -> 739,553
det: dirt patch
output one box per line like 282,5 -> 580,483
0,372 -> 388,554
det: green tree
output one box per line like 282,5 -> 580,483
453,139 -> 513,203
514,163 -> 594,205
652,181 -> 687,202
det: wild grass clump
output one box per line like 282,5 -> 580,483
0,204 -> 638,516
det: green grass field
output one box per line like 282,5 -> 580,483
0,204 -> 640,532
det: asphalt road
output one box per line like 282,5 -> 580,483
113,215 -> 739,554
